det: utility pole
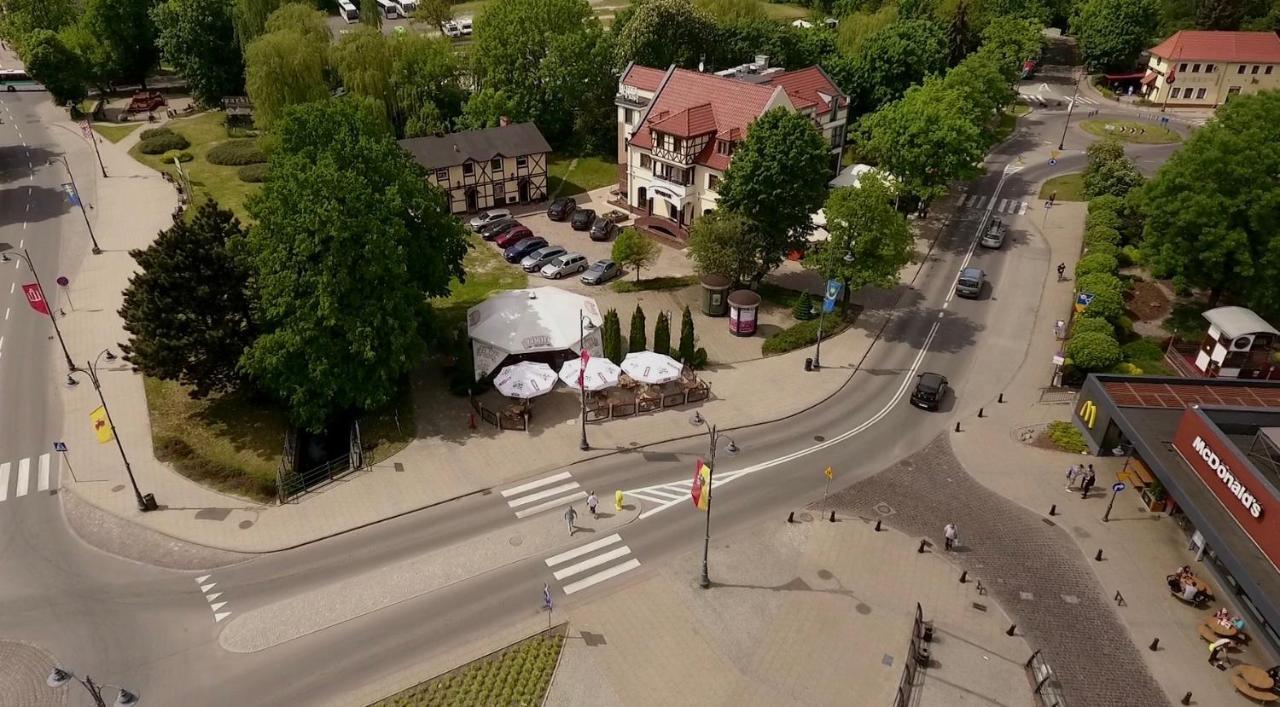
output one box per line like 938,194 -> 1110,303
0,246 -> 75,371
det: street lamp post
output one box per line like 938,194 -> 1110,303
47,667 -> 139,707
690,411 -> 737,589
0,244 -> 76,372
1058,75 -> 1081,151
69,348 -> 154,512
812,252 -> 854,370
49,155 -> 103,254
578,310 -> 595,451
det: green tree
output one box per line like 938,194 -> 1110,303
1196,0 -> 1249,28
22,29 -> 87,104
152,0 -> 244,105
613,0 -> 716,70
629,305 -> 648,352
695,0 -> 765,22
242,99 -> 467,430
716,107 -> 829,283
360,0 -> 382,28
543,25 -> 617,151
118,200 -> 255,397
653,311 -> 671,356
82,0 -> 159,84
687,210 -> 760,288
941,53 -> 1014,129
1083,137 -> 1144,198
844,19 -> 948,113
0,0 -> 78,53
678,306 -> 697,365
414,0 -> 452,32
334,27 -> 395,126
793,292 -> 817,320
265,2 -> 331,42
612,228 -> 660,282
390,33 -> 466,133
455,88 -> 522,131
602,308 -> 624,364
977,16 -> 1044,80
804,174 -> 913,303
1067,330 -> 1122,371
1071,0 -> 1160,72
232,0 -> 283,47
836,6 -> 898,54
244,15 -> 331,129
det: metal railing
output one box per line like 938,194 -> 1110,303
1025,650 -> 1067,707
892,603 -> 931,707
274,421 -> 366,503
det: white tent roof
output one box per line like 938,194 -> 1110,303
467,288 -> 604,378
1203,306 -> 1279,339
829,163 -> 895,189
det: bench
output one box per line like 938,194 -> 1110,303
1230,674 -> 1279,703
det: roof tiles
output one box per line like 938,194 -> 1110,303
1149,31 -> 1280,64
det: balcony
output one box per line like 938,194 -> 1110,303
648,174 -> 690,199
636,214 -> 689,241
652,146 -> 695,166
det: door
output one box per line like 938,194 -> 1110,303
518,178 -> 530,202
636,186 -> 647,212
465,188 -> 478,212
667,201 -> 677,220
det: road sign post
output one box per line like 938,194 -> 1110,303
812,279 -> 843,370
1103,482 -> 1126,522
821,466 -> 834,516
542,583 -> 553,629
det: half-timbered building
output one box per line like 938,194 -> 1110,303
399,121 -> 552,214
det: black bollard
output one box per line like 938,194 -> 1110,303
1005,624 -> 1017,636
787,511 -> 795,523
955,422 -> 961,432
1049,504 -> 1057,516
959,570 -> 967,584
1181,692 -> 1192,705
918,539 -> 927,553
1095,549 -> 1104,561
1149,637 -> 1159,651
829,510 -> 836,523
874,519 -> 882,532
998,393 -> 1005,403
978,407 -> 985,418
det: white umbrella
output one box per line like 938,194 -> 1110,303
493,361 -> 558,399
620,351 -> 683,384
558,357 -> 622,392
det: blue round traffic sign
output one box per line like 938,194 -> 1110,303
1049,158 -> 1057,166
1112,482 -> 1126,493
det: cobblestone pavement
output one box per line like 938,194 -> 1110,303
823,435 -> 1164,707
0,640 -> 65,706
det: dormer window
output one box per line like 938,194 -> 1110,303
715,140 -> 734,156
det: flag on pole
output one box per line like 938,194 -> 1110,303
61,183 -> 80,207
90,406 -> 113,444
824,466 -> 833,480
21,283 -> 50,316
578,348 -> 590,388
80,121 -> 93,140
691,458 -> 711,510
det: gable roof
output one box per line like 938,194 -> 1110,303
1149,31 -> 1280,64
620,64 -> 668,92
758,66 -> 848,111
398,123 -> 551,171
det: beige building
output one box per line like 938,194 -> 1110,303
1144,31 -> 1280,108
399,122 -> 552,214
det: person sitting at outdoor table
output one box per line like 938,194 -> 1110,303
1167,574 -> 1184,593
1215,608 -> 1238,628
1176,565 -> 1195,582
1181,582 -> 1209,605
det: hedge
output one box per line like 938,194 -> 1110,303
1071,316 -> 1114,338
1085,207 -> 1122,232
1119,245 -> 1142,267
1084,225 -> 1121,247
1088,194 -> 1124,217
139,133 -> 191,154
238,163 -> 269,183
160,149 -> 193,163
1085,242 -> 1118,260
1122,337 -> 1164,362
206,139 -> 266,166
1046,420 -> 1088,453
1075,252 -> 1119,279
1076,272 -> 1125,296
1066,330 -> 1122,371
140,126 -> 175,141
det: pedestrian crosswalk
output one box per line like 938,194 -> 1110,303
959,194 -> 1029,216
0,453 -> 56,503
545,533 -> 641,595
627,469 -> 750,520
500,470 -> 587,519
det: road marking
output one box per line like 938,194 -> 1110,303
0,336 -> 4,350
553,546 -> 633,580
37,454 -> 49,491
997,198 -> 1009,212
8,284 -> 13,294
970,196 -> 987,210
206,592 -> 222,601
200,582 -> 217,592
215,612 -> 231,622
545,534 -> 622,566
1019,202 -> 1028,215
25,202 -> 29,211
562,559 -> 641,595
210,601 -> 227,612
0,463 -> 9,502
15,458 -> 29,498
501,471 -> 572,497
196,574 -> 211,583
507,481 -> 581,507
6,308 -> 10,320
513,492 -> 587,519
196,575 -> 232,623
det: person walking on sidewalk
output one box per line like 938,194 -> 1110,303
587,491 -> 599,519
1057,262 -> 1066,281
944,523 -> 958,551
564,506 -> 578,536
1080,467 -> 1096,499
1065,464 -> 1079,491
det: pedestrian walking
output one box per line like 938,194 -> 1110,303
1080,468 -> 1096,499
587,491 -> 599,519
564,505 -> 577,536
944,523 -> 958,552
1065,464 -> 1079,491
1057,262 -> 1067,281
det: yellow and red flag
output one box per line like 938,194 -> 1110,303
90,406 -> 113,444
691,459 -> 712,511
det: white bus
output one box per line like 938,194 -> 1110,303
375,0 -> 400,19
337,0 -> 359,22
396,0 -> 418,13
0,69 -> 45,92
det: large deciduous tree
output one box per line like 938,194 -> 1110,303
843,19 -> 948,114
941,52 -> 1014,129
231,0 -> 283,47
455,88 -> 522,131
612,0 -> 716,70
804,174 -> 913,301
241,99 -> 468,430
976,15 -> 1044,80
22,29 -> 87,104
612,228 -> 660,282
687,210 -> 761,288
82,0 -> 159,84
244,4 -> 332,129
716,107 -> 830,282
390,33 -> 466,133
118,200 -> 255,397
1071,0 -> 1159,73
0,0 -> 78,54
152,0 -> 245,105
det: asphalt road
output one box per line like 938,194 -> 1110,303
0,84 -> 1185,706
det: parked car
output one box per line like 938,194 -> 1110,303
469,208 -> 512,232
589,218 -> 618,242
600,209 -> 629,224
479,218 -> 520,241
580,259 -> 621,285
910,372 -> 950,411
504,236 -> 548,263
547,198 -> 577,221
541,253 -> 589,279
955,266 -> 985,299
570,208 -> 597,231
494,225 -> 535,249
521,245 -> 567,273
980,218 -> 1006,249
457,17 -> 473,34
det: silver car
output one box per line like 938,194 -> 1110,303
541,253 -> 589,279
469,208 -> 512,232
521,245 -> 567,273
980,218 -> 1007,249
580,259 -> 620,285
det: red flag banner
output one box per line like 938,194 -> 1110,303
578,347 -> 590,388
21,283 -> 50,316
691,459 -> 711,511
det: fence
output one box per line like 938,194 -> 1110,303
470,385 -> 711,431
1025,650 -> 1067,707
891,603 -> 932,707
275,421 -> 367,504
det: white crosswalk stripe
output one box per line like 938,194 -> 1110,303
500,471 -> 587,519
0,454 -> 56,504
963,194 -> 1028,216
627,469 -> 751,520
545,534 -> 642,595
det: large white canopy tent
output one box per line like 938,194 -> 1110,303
467,288 -> 604,380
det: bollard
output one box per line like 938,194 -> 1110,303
959,570 -> 967,584
829,511 -> 836,523
1005,624 -> 1017,636
1095,549 -> 1104,561
955,422 -> 961,432
918,539 -> 928,553
874,519 -> 882,532
978,407 -> 985,418
468,412 -> 476,430
1115,591 -> 1126,606
1181,692 -> 1192,705
998,393 -> 1005,403
787,511 -> 795,523
1049,504 -> 1057,516
1149,637 -> 1160,651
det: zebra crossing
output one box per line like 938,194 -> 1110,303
627,468 -> 751,520
0,453 -> 57,503
500,470 -> 587,519
959,194 -> 1029,216
545,533 -> 641,596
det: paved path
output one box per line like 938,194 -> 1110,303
0,640 -> 63,707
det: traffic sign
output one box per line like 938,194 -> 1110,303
1049,158 -> 1057,166
56,276 -> 70,287
824,466 -> 833,480
1112,482 -> 1126,493
53,441 -> 68,452
1075,292 -> 1095,313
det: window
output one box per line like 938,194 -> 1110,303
1252,65 -> 1260,74
1196,87 -> 1206,99
1179,62 -> 1188,72
462,162 -> 474,176
435,168 -> 448,181
640,154 -> 651,169
491,157 -> 503,171
1170,87 -> 1181,99
1192,63 -> 1201,73
1205,64 -> 1215,73
1238,65 -> 1247,74
494,181 -> 505,199
625,109 -> 635,124
516,156 -> 527,169
829,124 -> 846,148
1268,66 -> 1275,75
708,174 -> 721,190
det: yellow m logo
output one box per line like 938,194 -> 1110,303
1079,400 -> 1098,429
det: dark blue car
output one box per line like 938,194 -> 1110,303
504,237 -> 547,263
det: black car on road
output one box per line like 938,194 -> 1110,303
547,198 -> 577,221
910,372 -> 949,411
570,208 -> 597,231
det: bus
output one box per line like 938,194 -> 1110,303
375,0 -> 400,18
0,69 -> 45,92
396,0 -> 418,13
337,0 -> 359,22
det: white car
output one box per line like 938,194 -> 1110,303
469,208 -> 511,232
458,17 -> 473,34
443,20 -> 461,37
540,253 -> 588,279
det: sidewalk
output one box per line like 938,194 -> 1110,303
48,107 -> 960,553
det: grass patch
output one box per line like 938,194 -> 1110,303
1080,119 -> 1181,145
755,281 -> 808,308
433,235 -> 528,331
1045,420 -> 1087,453
547,153 -> 618,199
93,123 -> 141,143
1008,103 -> 1031,117
761,2 -> 810,19
610,275 -> 698,293
762,304 -> 859,356
369,625 -> 565,707
128,110 -> 261,223
1039,172 -> 1086,202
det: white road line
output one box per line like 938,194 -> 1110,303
562,559 -> 641,595
0,463 -> 9,502
4,308 -> 9,320
15,458 -> 29,498
627,491 -> 673,504
506,481 -> 581,507
37,454 -> 50,491
9,283 -> 14,294
546,534 -> 622,566
25,202 -> 29,211
997,198 -> 1009,213
1019,202 -> 1028,215
501,471 -> 572,498
552,546 -> 633,580
970,196 -> 987,210
640,488 -> 685,501
513,491 -> 587,519
0,336 -> 4,350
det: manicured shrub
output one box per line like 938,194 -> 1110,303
206,139 -> 266,165
793,292 -> 816,320
160,149 -> 193,163
1084,225 -> 1121,247
1122,337 -> 1165,362
139,132 -> 190,154
602,308 -> 624,364
1071,316 -> 1114,338
629,304 -> 647,352
1110,361 -> 1143,375
1075,252 -> 1118,279
140,126 -> 174,140
1066,330 -> 1122,371
1088,193 -> 1124,217
1119,244 -> 1143,267
1047,420 -> 1087,453
238,163 -> 269,182
1086,242 -> 1118,260
652,311 -> 671,356
1085,207 -> 1122,232
678,306 -> 696,365
1076,272 -> 1125,296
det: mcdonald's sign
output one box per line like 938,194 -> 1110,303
1079,399 -> 1099,429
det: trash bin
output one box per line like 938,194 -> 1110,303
141,493 -> 158,512
700,274 -> 731,317
804,357 -> 813,372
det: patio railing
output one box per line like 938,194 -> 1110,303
891,603 -> 931,707
470,384 -> 710,432
1025,650 -> 1067,707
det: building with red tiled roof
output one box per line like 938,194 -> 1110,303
1142,31 -> 1280,107
614,58 -> 848,241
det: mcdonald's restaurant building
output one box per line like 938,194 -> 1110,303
1072,374 -> 1280,650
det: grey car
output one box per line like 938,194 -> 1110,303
580,259 -> 620,285
541,253 -> 589,279
980,218 -> 1006,249
955,266 -> 985,299
469,208 -> 511,232
521,245 -> 567,273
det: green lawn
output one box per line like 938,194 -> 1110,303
93,123 -> 141,143
433,235 -> 529,330
1038,172 -> 1086,201
1080,119 -> 1181,145
611,275 -> 698,293
761,2 -> 811,19
128,111 -> 262,223
547,154 -> 618,199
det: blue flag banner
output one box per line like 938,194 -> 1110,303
61,183 -> 80,207
823,279 -> 843,314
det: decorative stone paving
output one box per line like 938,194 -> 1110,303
0,640 -> 64,707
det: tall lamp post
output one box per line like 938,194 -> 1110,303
0,244 -> 76,371
48,155 -> 103,255
1058,75 -> 1081,151
47,667 -> 139,707
812,251 -> 854,370
690,411 -> 738,589
69,348 -> 155,512
578,310 -> 596,451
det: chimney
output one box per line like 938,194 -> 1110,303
499,115 -> 510,127
755,55 -> 769,70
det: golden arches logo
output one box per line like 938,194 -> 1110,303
1079,400 -> 1098,429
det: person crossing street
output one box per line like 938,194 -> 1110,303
587,491 -> 599,519
564,505 -> 577,536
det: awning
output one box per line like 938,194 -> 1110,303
1104,71 -> 1148,81
1141,71 -> 1159,84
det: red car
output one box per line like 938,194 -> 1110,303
494,225 -> 535,249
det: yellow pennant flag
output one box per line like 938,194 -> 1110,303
90,406 -> 113,444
